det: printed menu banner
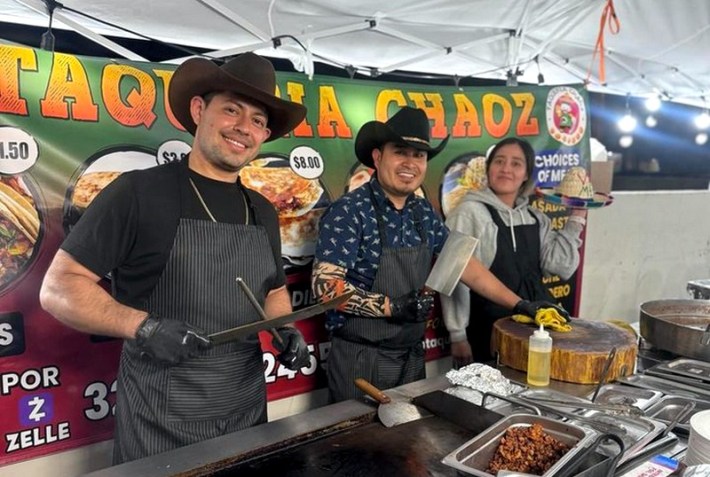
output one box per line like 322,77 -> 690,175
0,45 -> 590,464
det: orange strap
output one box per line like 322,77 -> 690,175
586,0 -> 620,84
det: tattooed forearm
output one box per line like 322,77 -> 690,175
311,260 -> 387,318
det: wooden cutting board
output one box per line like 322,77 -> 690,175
492,318 -> 637,384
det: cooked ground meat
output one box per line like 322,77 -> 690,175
486,423 -> 571,475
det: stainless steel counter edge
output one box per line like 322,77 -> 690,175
79,371 -> 595,477
81,398 -> 376,477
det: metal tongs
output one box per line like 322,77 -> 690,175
502,394 -> 629,436
520,396 -> 644,416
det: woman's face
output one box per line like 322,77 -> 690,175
487,143 -> 529,199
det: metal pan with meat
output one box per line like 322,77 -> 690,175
442,414 -> 595,477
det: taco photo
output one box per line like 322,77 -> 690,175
0,175 -> 41,291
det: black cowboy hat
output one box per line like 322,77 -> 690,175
168,52 -> 306,141
354,106 -> 449,167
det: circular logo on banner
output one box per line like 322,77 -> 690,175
0,127 -> 39,174
546,87 -> 587,146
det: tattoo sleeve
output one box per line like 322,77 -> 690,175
311,259 -> 388,318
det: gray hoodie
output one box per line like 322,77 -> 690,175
440,188 -> 584,343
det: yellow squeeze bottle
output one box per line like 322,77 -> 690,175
527,324 -> 552,386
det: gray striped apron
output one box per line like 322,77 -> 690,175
113,212 -> 277,463
327,185 -> 432,402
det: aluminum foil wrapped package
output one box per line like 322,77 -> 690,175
445,363 -> 521,405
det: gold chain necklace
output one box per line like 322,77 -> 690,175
188,177 -> 249,225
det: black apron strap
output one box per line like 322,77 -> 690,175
328,183 -> 432,402
112,173 -> 278,464
466,203 -> 552,361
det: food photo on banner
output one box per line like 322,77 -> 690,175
0,44 -> 590,465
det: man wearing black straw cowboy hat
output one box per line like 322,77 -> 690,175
311,106 -> 567,402
40,52 -> 311,463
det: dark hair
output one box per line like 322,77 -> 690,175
486,137 -> 536,196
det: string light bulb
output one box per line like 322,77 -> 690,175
617,94 -> 637,133
694,110 -> 710,129
644,95 -> 661,112
619,135 -> 634,148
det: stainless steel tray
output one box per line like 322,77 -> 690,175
570,411 -> 665,464
644,395 -> 710,434
616,374 -> 710,400
653,358 -> 710,382
441,414 -> 595,477
584,383 -> 663,410
644,369 -> 710,391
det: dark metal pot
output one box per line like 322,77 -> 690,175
639,299 -> 710,361
688,280 -> 710,300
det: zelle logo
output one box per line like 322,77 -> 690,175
0,312 -> 25,357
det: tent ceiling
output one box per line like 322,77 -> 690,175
1,0 -> 710,108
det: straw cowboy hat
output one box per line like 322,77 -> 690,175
355,106 -> 449,167
168,52 -> 306,141
535,166 -> 613,209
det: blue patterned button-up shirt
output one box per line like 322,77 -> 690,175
315,177 -> 449,328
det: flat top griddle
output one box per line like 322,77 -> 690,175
217,414 -> 472,476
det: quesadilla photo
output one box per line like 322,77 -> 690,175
240,155 -> 329,267
72,171 -> 123,209
0,175 -> 41,291
64,149 -> 159,235
240,158 -> 323,218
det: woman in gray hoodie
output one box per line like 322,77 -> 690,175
440,137 -> 587,366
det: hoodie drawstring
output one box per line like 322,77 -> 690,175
507,209 -> 527,253
508,209 -> 517,252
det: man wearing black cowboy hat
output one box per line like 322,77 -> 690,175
312,106 -> 561,402
41,52 -> 311,463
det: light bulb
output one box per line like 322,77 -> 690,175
619,135 -> 634,148
645,115 -> 657,128
696,132 -> 708,145
694,111 -> 710,130
618,113 -> 637,133
645,95 -> 661,112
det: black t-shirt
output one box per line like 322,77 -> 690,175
61,160 -> 285,309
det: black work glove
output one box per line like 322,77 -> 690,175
389,290 -> 435,323
513,300 -> 571,322
134,313 -> 212,365
273,327 -> 310,370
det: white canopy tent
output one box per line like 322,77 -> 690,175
1,0 -> 709,108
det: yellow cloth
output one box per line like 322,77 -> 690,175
512,307 -> 572,332
606,319 -> 637,338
